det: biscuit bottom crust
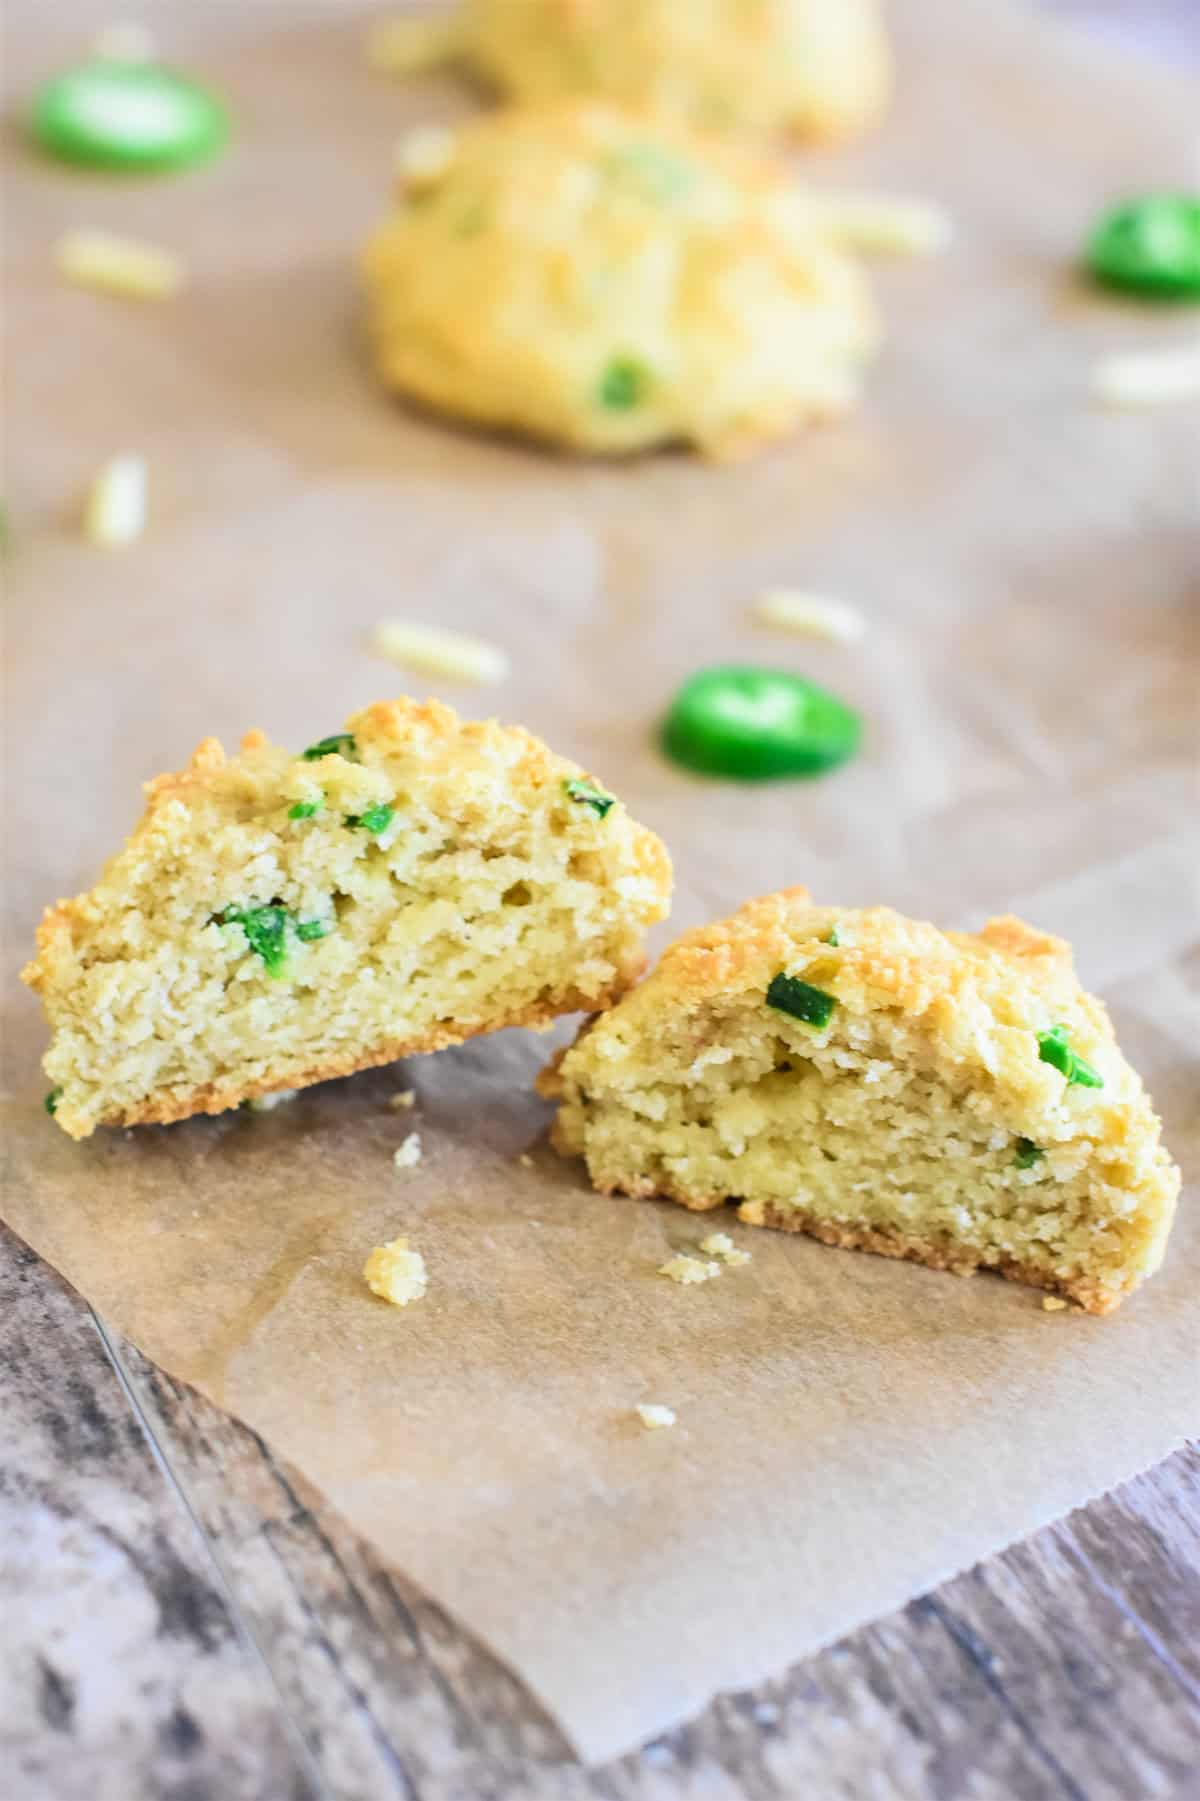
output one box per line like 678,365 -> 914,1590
560,1149 -> 1126,1315
100,975 -> 634,1132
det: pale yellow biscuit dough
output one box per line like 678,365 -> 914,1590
540,889 -> 1180,1314
26,697 -> 671,1139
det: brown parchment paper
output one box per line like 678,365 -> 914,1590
3,0 -> 1198,1763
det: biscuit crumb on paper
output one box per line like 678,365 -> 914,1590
363,1236 -> 428,1307
700,1231 -> 752,1266
659,1254 -> 721,1285
393,1132 -> 422,1170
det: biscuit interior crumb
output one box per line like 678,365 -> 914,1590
363,1236 -> 428,1306
393,1132 -> 422,1169
388,1089 -> 416,1110
1041,1295 -> 1069,1312
635,1403 -> 677,1430
547,889 -> 1179,1314
26,696 -> 671,1139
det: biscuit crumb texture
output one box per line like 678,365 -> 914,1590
659,1254 -> 721,1285
25,696 -> 671,1139
363,101 -> 878,458
635,1403 -> 677,1430
363,1236 -> 428,1307
1041,1295 -> 1069,1312
457,0 -> 890,143
541,889 -> 1179,1314
388,1088 -> 416,1111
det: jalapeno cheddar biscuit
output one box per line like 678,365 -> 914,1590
26,699 -> 671,1140
539,890 -> 1179,1313
363,102 -> 878,458
457,0 -> 890,143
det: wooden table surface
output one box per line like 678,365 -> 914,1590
5,6 -> 1198,1799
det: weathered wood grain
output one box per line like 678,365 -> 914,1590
0,1234 -> 321,1801
5,1227 -> 1197,1801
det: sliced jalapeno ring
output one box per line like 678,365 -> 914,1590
1086,195 -> 1200,301
660,665 -> 862,781
32,61 -> 229,173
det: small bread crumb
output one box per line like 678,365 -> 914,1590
659,1254 -> 721,1285
1091,345 -> 1200,409
92,20 -> 156,61
1042,1295 -> 1069,1312
394,125 -> 456,192
700,1231 -> 752,1266
84,454 -> 147,548
518,1152 -> 534,1168
393,1131 -> 422,1169
754,589 -> 865,644
635,1403 -> 677,1430
372,620 -> 509,686
245,1089 -> 297,1112
367,15 -> 459,74
363,1236 -> 427,1306
57,230 -> 184,301
388,1089 -> 416,1111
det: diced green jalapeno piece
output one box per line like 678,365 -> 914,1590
825,927 -> 840,947
344,802 -> 394,836
1037,1025 -> 1103,1088
606,143 -> 694,204
661,665 -> 862,781
563,777 -> 615,817
295,918 -> 332,943
301,733 -> 355,762
1013,1137 -> 1044,1169
598,356 -> 650,410
766,973 -> 836,1029
218,904 -> 291,977
288,800 -> 322,820
1086,195 -> 1200,301
32,62 -> 229,173
45,1087 -> 63,1116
